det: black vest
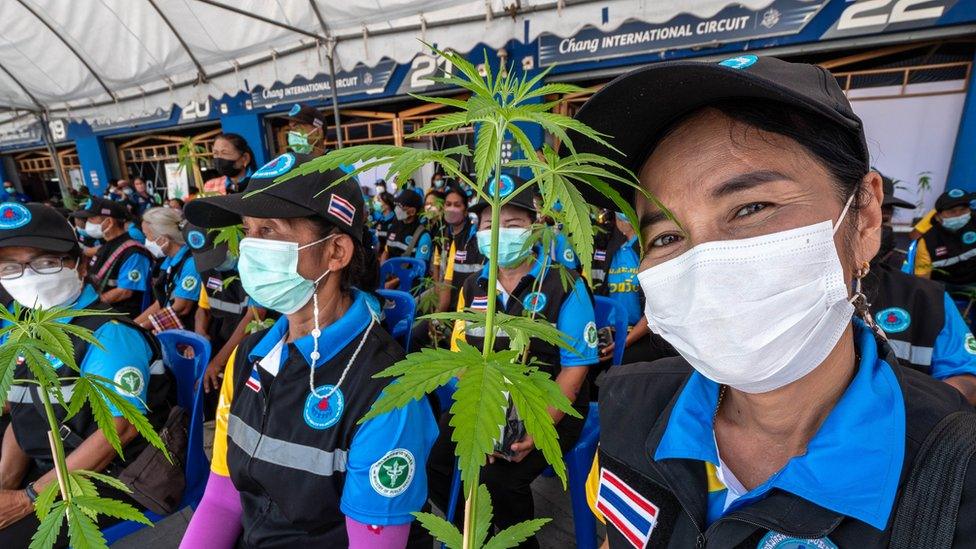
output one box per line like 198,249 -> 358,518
864,262 -> 945,374
88,234 -> 152,318
460,260 -> 591,413
921,217 -> 976,286
385,219 -> 427,259
7,301 -> 174,472
597,349 -> 976,548
200,269 -> 249,342
152,248 -> 196,327
225,322 -> 406,548
375,214 -> 395,248
447,219 -> 484,298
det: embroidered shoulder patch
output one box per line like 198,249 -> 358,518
597,467 -> 659,548
369,449 -> 415,497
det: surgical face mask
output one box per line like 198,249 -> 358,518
444,208 -> 465,225
213,157 -> 242,178
145,238 -> 167,259
477,227 -> 531,267
238,235 -> 334,314
376,185 -> 386,194
84,220 -> 105,240
433,178 -> 444,189
3,267 -> 84,310
287,131 -> 313,154
4,185 -> 12,192
637,195 -> 856,394
941,212 -> 971,232
395,205 -> 409,221
371,201 -> 383,214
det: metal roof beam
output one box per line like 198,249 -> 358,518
0,61 -> 42,111
147,0 -> 209,82
194,0 -> 328,42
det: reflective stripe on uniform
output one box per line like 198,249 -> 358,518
208,297 -> 247,315
150,359 -> 166,375
930,247 -> 976,268
387,240 -> 408,251
7,385 -> 31,403
453,263 -> 483,274
465,326 -> 511,339
591,268 -> 606,283
887,339 -> 934,367
227,414 -> 348,477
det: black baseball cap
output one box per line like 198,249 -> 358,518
184,152 -> 366,243
182,222 -> 228,273
394,189 -> 423,211
287,103 -> 326,129
935,188 -> 972,212
0,202 -> 80,253
881,176 -> 913,209
469,174 -> 535,216
572,54 -> 869,209
69,197 -> 129,220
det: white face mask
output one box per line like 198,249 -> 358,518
395,205 -> 409,221
3,267 -> 84,310
145,238 -> 167,259
84,220 -> 105,240
637,195 -> 856,394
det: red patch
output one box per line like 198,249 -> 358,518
317,398 -> 330,411
367,525 -> 384,535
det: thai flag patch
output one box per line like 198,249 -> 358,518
597,468 -> 659,549
245,364 -> 262,393
594,250 -> 606,262
471,295 -> 489,311
328,194 -> 356,226
206,276 -> 222,291
455,250 -> 467,262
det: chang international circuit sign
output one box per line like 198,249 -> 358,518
250,59 -> 397,109
537,0 -> 829,66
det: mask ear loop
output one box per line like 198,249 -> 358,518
850,260 -> 887,341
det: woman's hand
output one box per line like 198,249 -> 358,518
203,359 -> 225,393
508,435 -> 535,463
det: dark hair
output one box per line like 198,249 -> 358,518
378,192 -> 395,210
658,98 -> 869,221
307,217 -> 379,293
215,133 -> 258,172
444,185 -> 468,209
426,189 -> 446,202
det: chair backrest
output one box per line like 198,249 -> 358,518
902,239 -> 919,274
156,329 -> 211,409
156,329 -> 212,506
593,296 -> 629,366
376,289 -> 417,352
380,257 -> 427,292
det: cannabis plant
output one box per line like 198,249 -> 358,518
276,46 -> 643,548
0,304 -> 168,549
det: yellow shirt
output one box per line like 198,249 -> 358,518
913,209 -> 936,235
914,238 -> 933,277
198,286 -> 210,309
211,347 -> 237,477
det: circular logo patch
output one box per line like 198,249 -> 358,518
252,153 -> 296,179
488,174 -> 516,198
181,276 -> 198,292
522,292 -> 547,313
0,203 -> 31,229
419,244 -> 430,256
757,532 -> 837,549
369,448 -> 415,497
563,248 -> 576,264
966,333 -> 976,355
127,269 -> 142,283
964,232 -> 976,245
113,366 -> 145,397
187,230 -> 207,250
719,54 -> 758,70
303,385 -> 345,430
288,104 -> 302,116
948,188 -> 965,198
584,321 -> 599,348
875,307 -> 911,334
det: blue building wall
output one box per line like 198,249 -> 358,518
947,50 -> 976,193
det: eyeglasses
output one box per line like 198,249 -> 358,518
0,256 -> 73,280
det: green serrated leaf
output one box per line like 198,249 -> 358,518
75,469 -> 133,494
73,495 -> 152,525
33,480 -> 61,522
359,347 -> 471,423
29,500 -> 66,549
483,518 -> 551,549
450,352 -> 509,496
66,500 -> 108,549
474,483 -> 494,548
413,511 -> 463,549
87,374 -> 170,461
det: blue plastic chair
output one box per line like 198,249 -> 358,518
376,289 -> 417,352
380,257 -> 427,293
902,239 -> 919,274
101,330 -> 212,544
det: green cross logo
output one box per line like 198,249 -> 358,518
113,367 -> 144,397
181,277 -> 198,292
127,270 -> 142,282
966,334 -> 976,356
370,449 -> 415,497
584,321 -> 599,348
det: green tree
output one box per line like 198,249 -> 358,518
271,46 -> 646,548
0,304 -> 168,549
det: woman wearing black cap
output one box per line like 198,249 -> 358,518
179,153 -> 438,549
574,55 -> 975,547
0,203 -> 173,547
382,189 -> 433,270
914,188 -> 976,290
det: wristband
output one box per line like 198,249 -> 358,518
24,482 -> 37,504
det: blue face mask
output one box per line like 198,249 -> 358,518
477,227 -> 531,267
941,212 -> 971,232
238,235 -> 333,314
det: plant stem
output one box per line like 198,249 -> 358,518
39,385 -> 72,510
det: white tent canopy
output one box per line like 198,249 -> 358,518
0,0 -> 771,124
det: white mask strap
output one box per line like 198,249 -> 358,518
298,233 -> 336,251
832,192 -> 857,236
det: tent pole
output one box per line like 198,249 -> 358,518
38,112 -> 75,209
327,39 -> 343,149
